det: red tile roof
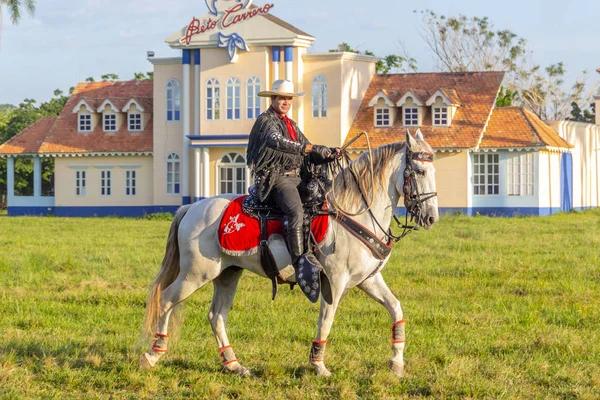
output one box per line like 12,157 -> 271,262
345,71 -> 505,150
0,80 -> 153,156
481,107 -> 572,149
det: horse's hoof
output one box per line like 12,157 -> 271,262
225,362 -> 252,378
139,353 -> 156,370
311,361 -> 332,378
237,366 -> 252,378
388,360 -> 405,377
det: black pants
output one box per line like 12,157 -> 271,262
271,174 -> 303,232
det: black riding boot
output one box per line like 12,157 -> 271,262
287,227 -> 322,303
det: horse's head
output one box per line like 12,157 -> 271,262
397,130 -> 439,230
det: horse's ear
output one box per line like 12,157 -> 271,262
406,129 -> 418,152
415,128 -> 424,141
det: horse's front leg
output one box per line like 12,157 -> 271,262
357,272 -> 405,377
310,274 -> 348,377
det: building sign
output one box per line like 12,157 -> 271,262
180,0 -> 274,63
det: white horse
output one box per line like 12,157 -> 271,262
140,130 -> 439,377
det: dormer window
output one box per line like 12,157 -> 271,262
104,114 -> 117,132
369,92 -> 395,128
129,113 -> 142,131
404,107 -> 419,126
396,91 -> 423,127
375,107 -> 391,127
433,106 -> 448,126
79,114 -> 92,132
426,89 -> 460,127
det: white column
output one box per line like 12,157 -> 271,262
194,51 -> 200,136
33,156 -> 42,197
194,148 -> 201,201
284,46 -> 293,117
272,46 -> 280,81
182,50 -> 191,204
194,50 -> 201,202
201,147 -> 210,197
7,157 -> 15,200
284,50 -> 293,81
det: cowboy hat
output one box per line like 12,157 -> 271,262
257,79 -> 304,97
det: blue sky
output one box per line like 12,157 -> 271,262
0,0 -> 598,106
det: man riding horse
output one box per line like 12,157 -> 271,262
246,79 -> 341,299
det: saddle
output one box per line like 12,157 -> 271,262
241,171 -> 332,302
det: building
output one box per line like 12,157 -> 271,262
345,74 -> 572,215
0,1 -> 591,217
546,94 -> 600,210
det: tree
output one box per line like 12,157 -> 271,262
567,102 -> 596,123
0,0 -> 35,36
329,43 -> 417,74
417,10 -> 599,120
133,71 -> 154,81
495,86 -> 518,107
101,73 -> 119,81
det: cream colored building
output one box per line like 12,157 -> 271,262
0,1 -> 590,217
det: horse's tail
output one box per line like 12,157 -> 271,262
142,204 -> 193,338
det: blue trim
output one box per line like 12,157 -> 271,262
272,46 -> 281,62
194,49 -> 200,64
182,49 -> 191,65
561,153 -> 573,212
8,206 -> 54,216
194,197 -> 205,202
396,206 -> 567,218
187,134 -> 250,141
182,196 -> 192,205
284,46 -> 293,62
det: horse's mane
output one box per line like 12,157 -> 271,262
329,142 -> 406,211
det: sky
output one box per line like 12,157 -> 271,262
0,0 -> 599,106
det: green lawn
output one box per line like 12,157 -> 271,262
1,210 -> 599,399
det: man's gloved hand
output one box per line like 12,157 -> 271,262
329,147 -> 342,160
311,144 -> 332,159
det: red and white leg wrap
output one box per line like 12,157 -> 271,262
310,340 -> 327,363
219,345 -> 237,366
152,332 -> 170,353
391,320 -> 406,344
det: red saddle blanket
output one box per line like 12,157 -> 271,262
218,195 -> 329,255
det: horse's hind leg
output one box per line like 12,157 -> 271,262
208,266 -> 249,377
141,277 -> 204,368
358,272 -> 405,377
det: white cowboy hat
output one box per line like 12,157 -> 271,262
257,79 -> 305,97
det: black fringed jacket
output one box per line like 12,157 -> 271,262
247,106 -> 329,202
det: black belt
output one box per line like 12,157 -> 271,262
281,168 -> 300,176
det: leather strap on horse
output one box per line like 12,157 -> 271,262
258,212 -> 280,300
333,212 -> 393,260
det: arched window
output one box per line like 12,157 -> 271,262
206,78 -> 220,120
166,152 -> 181,195
218,152 -> 247,194
166,79 -> 181,121
226,77 -> 240,120
246,76 -> 261,119
312,75 -> 327,118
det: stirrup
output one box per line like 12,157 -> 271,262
295,252 -> 322,303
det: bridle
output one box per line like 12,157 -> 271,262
394,148 -> 438,239
331,141 -> 437,243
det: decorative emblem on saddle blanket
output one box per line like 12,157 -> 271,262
223,214 -> 245,234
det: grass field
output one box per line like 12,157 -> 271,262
1,209 -> 599,399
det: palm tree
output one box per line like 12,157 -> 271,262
0,0 -> 36,34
